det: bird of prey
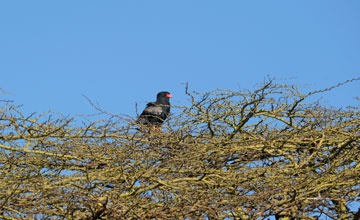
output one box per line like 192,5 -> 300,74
137,91 -> 172,131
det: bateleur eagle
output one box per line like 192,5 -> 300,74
137,91 -> 172,129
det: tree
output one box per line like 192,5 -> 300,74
0,79 -> 359,219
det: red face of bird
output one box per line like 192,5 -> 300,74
157,91 -> 172,101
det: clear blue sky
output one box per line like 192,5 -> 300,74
1,1 -> 359,117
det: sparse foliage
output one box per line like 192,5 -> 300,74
1,79 -> 360,219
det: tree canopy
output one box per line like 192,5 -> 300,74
1,79 -> 359,219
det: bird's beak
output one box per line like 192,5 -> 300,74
166,93 -> 172,98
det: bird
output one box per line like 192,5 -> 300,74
137,91 -> 172,131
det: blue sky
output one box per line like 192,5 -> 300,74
1,1 -> 359,117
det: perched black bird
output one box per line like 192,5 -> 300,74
137,91 -> 172,130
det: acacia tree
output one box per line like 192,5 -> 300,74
0,79 -> 359,219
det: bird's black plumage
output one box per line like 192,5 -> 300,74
137,91 -> 172,128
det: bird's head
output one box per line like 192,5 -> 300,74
157,91 -> 172,99
156,91 -> 172,105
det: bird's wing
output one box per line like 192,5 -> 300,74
145,102 -> 156,107
137,104 -> 164,125
142,105 -> 163,116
